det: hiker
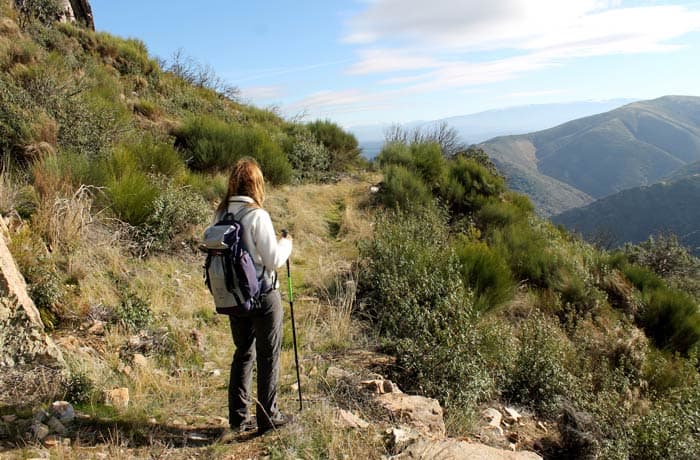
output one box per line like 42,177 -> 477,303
215,157 -> 293,436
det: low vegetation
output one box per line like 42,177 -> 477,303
361,137 -> 700,458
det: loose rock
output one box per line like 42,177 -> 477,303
46,416 -> 66,435
133,353 -> 148,368
326,366 -> 353,381
335,409 -> 369,429
377,393 -> 445,439
50,401 -> 75,424
361,379 -> 401,394
387,426 -> 421,453
504,407 -> 522,424
104,387 -> 130,409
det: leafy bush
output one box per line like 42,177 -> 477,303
95,33 -> 158,76
307,119 -> 360,172
174,116 -> 292,184
113,290 -> 152,331
477,198 -> 528,229
133,180 -> 209,254
359,208 -> 495,406
505,312 -> 573,415
379,164 -> 433,210
453,237 -> 514,313
630,384 -> 700,460
64,371 -> 94,404
282,129 -> 331,182
0,75 -> 37,163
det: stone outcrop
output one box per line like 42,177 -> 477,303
348,375 -> 542,460
57,0 -> 94,30
392,439 -> 543,460
0,217 -> 66,407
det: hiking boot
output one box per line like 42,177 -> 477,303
257,413 -> 293,435
219,416 -> 256,442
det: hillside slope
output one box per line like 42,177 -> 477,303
552,174 -> 700,254
481,96 -> 700,215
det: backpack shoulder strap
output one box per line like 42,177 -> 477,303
233,205 -> 258,223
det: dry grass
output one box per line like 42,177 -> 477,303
0,169 -> 19,216
3,174 -> 386,458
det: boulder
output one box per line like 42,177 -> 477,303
377,393 -> 446,439
1,224 -> 66,408
57,0 -> 94,30
391,439 -> 543,460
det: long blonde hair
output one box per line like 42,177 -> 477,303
217,157 -> 265,214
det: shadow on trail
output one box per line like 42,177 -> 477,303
1,417 -> 259,450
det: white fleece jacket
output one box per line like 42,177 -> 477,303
217,196 -> 293,287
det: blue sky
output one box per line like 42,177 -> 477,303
90,0 -> 700,129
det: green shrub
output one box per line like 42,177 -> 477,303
623,264 -> 665,293
0,75 -> 36,163
183,171 -> 227,202
359,208 -> 495,406
630,384 -> 700,460
411,141 -> 445,188
174,117 -> 292,184
453,237 -> 514,313
282,130 -> 331,182
491,221 -> 563,288
132,98 -> 159,119
115,137 -> 185,179
105,169 -> 159,225
477,198 -> 528,228
113,290 -> 152,331
376,141 -> 413,170
505,312 -> 573,415
379,164 -> 433,210
640,288 -> 700,355
134,180 -> 209,254
65,371 -> 94,405
306,119 -> 359,172
441,156 -> 505,215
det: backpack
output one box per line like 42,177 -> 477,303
202,207 -> 267,315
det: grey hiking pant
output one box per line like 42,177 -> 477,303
228,289 -> 283,428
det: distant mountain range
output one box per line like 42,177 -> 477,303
480,95 -> 700,216
353,99 -> 635,159
552,167 -> 700,254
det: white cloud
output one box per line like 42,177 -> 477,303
343,1 -> 700,91
347,49 -> 440,74
284,89 -> 400,118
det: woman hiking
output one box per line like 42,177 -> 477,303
215,157 -> 293,437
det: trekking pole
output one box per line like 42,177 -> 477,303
281,229 -> 303,411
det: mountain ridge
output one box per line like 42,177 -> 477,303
480,95 -> 700,215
